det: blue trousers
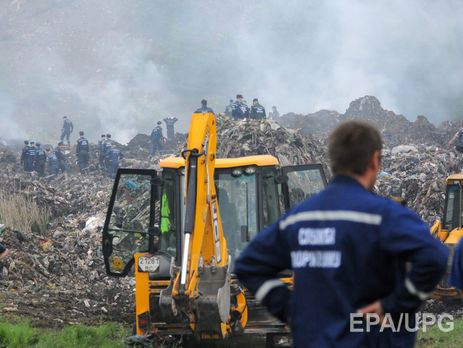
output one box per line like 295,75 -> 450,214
151,141 -> 163,156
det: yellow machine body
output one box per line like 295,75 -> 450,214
432,174 -> 463,300
102,113 -> 328,344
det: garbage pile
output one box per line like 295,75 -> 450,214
375,144 -> 456,225
0,110 -> 460,326
0,144 -> 17,164
280,95 -> 458,147
124,133 -> 187,160
215,114 -> 327,166
0,168 -> 134,326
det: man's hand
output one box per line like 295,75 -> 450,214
357,300 -> 385,323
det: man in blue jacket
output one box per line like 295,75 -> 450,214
26,141 -> 36,172
21,140 -> 30,171
34,143 -> 47,177
55,142 -> 66,173
235,120 -> 448,348
195,99 -> 214,114
107,144 -> 124,178
232,94 -> 245,119
150,122 -> 164,157
60,116 -> 74,145
76,131 -> 90,174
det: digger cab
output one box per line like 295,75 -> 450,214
101,155 -> 327,340
432,173 -> 463,300
102,155 -> 327,277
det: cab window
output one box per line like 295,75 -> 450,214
159,170 -> 177,257
216,170 -> 257,265
105,173 -> 151,275
262,167 -> 281,228
444,184 -> 460,231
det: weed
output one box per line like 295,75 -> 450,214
0,190 -> 49,234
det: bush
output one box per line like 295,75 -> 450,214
0,321 -> 38,347
0,190 -> 49,234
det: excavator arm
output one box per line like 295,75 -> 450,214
160,112 -> 232,338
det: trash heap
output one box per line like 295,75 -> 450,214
215,114 -> 327,166
0,144 -> 17,164
280,95 -> 458,147
0,168 -> 134,326
375,144 -> 455,225
0,108 -> 460,326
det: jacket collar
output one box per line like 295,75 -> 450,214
330,174 -> 366,190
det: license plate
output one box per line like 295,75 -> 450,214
138,256 -> 160,273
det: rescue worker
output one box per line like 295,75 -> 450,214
224,99 -> 233,117
55,142 -> 66,173
34,143 -> 47,177
448,121 -> 463,157
106,144 -> 123,178
76,131 -> 90,174
449,237 -> 463,289
235,120 -> 448,347
232,94 -> 246,119
46,148 -> 59,176
60,116 -> 74,145
250,98 -> 266,120
195,99 -> 214,114
20,140 -> 29,171
150,122 -> 164,157
26,141 -> 36,172
163,117 -> 178,139
98,134 -> 106,169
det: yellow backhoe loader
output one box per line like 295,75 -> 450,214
102,113 -> 327,346
431,173 -> 463,300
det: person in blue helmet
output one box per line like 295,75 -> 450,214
235,120 -> 448,348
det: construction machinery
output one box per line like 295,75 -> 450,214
102,113 -> 327,345
431,173 -> 463,300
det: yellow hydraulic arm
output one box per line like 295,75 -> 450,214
160,112 -> 231,338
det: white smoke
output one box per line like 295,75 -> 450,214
2,0 -> 463,143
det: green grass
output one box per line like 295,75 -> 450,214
0,321 -> 129,348
3,316 -> 462,348
416,317 -> 463,348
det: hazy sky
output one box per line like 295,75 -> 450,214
2,0 -> 463,143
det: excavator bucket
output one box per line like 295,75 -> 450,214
194,260 -> 231,335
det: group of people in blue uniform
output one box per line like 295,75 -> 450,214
20,121 -> 124,178
97,133 -> 123,178
191,95 -> 270,120
20,140 -> 65,177
235,120 -> 451,347
223,94 -> 273,120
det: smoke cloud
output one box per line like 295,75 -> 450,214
2,0 -> 463,143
